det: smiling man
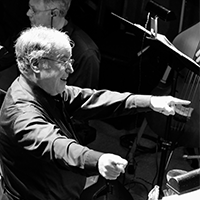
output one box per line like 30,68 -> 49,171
0,0 -> 100,90
0,26 -> 191,200
26,0 -> 100,89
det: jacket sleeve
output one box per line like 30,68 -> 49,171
64,86 -> 152,120
53,138 -> 103,176
7,106 -> 103,176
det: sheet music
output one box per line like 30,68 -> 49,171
133,23 -> 152,35
155,33 -> 200,68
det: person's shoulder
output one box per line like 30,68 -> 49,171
7,77 -> 36,105
64,20 -> 98,50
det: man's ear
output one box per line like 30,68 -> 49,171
51,8 -> 59,17
30,58 -> 40,73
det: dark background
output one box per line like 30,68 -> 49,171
0,0 -> 199,94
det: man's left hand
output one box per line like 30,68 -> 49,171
150,96 -> 191,116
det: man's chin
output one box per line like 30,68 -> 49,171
30,22 -> 35,27
30,22 -> 39,27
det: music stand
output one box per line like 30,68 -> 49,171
111,13 -> 200,75
111,12 -> 200,198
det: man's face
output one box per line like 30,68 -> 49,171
37,49 -> 74,96
27,0 -> 53,27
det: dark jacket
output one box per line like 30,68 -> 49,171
0,75 -> 151,200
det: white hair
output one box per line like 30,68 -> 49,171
15,26 -> 74,73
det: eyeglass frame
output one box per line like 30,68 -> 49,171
40,57 -> 75,69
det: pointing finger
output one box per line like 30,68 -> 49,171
170,98 -> 190,105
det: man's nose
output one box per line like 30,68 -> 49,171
26,8 -> 32,17
66,64 -> 74,74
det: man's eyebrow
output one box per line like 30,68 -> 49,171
57,54 -> 70,59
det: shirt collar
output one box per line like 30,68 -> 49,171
18,75 -> 62,102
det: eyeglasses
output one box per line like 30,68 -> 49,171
28,5 -> 57,15
41,57 -> 75,68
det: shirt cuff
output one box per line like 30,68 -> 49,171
84,150 -> 104,175
126,95 -> 152,108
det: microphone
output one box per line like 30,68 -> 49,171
50,9 -> 57,28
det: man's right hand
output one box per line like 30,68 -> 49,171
98,153 -> 128,180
